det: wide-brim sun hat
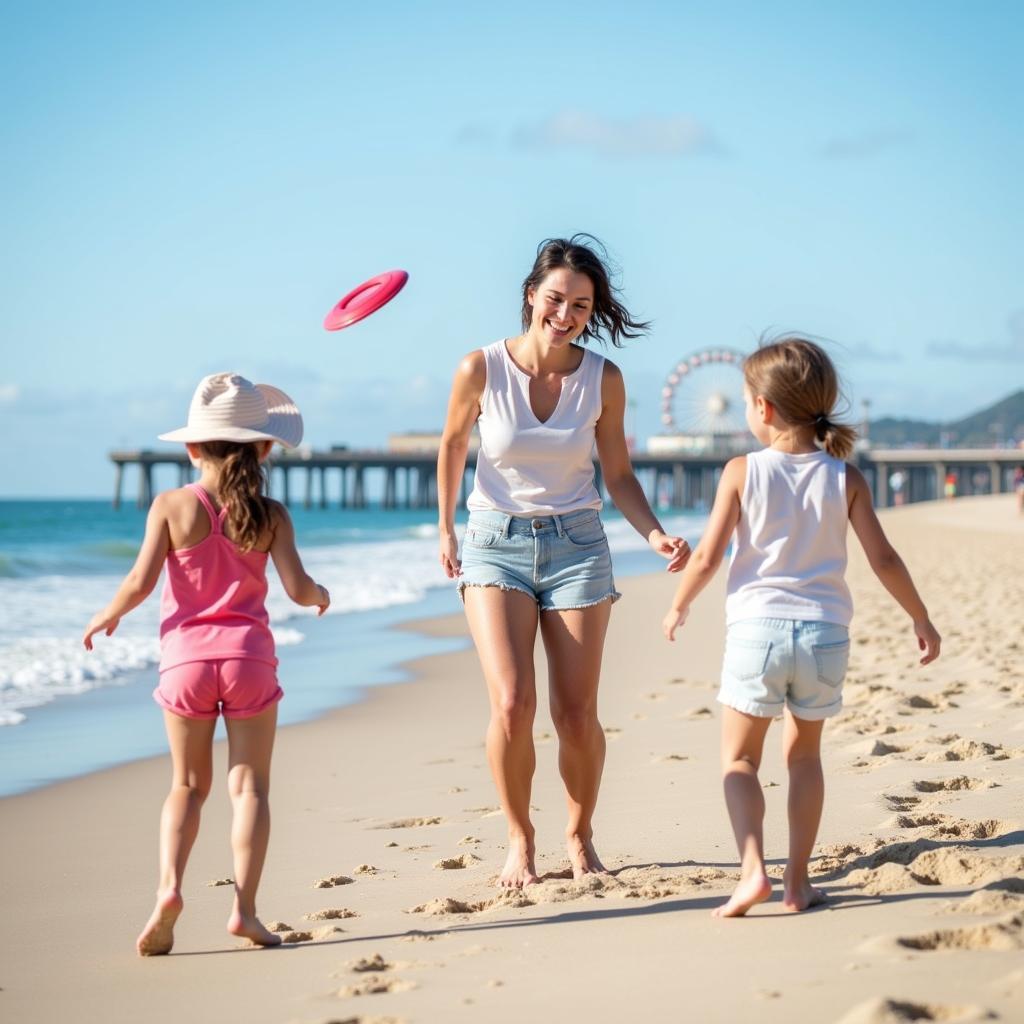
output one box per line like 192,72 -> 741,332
158,372 -> 304,449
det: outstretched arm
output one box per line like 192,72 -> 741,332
595,361 -> 689,572
847,465 -> 939,664
662,456 -> 744,640
269,504 -> 330,614
83,494 -> 172,648
437,351 -> 485,579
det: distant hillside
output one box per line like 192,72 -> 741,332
869,390 -> 1024,447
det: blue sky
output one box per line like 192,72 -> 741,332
2,1 -> 1021,496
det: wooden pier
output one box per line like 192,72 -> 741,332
109,446 -> 1023,511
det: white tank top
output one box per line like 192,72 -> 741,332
466,339 -> 604,516
725,448 -> 853,626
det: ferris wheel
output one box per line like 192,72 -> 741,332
660,348 -> 748,437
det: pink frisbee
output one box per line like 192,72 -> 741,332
323,270 -> 409,331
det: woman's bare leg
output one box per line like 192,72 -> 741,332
464,586 -> 541,887
713,707 -> 774,918
224,704 -> 281,945
137,711 -> 215,956
540,600 -> 612,878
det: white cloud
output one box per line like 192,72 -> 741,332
512,111 -> 724,157
0,384 -> 19,405
927,310 -> 1024,362
820,129 -> 911,159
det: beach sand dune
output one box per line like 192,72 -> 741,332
1,496 -> 1021,1022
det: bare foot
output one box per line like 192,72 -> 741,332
782,878 -> 828,912
227,910 -> 283,947
137,889 -> 183,956
711,872 -> 772,918
498,834 -> 539,888
567,833 -> 607,880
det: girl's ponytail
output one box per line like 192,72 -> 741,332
814,416 -> 857,461
199,441 -> 272,552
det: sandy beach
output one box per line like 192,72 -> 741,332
1,495 -> 1022,1024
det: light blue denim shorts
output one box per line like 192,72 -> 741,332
719,618 -> 850,721
458,509 -> 621,611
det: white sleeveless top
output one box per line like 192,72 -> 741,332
725,448 -> 853,626
466,339 -> 604,516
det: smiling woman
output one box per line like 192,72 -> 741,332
436,234 -> 691,889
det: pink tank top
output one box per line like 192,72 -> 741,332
158,484 -> 277,671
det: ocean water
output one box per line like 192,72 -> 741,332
0,499 -> 707,795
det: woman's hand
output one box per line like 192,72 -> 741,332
662,604 -> 689,641
439,529 -> 461,579
648,530 -> 690,573
315,584 -> 331,617
83,610 -> 120,650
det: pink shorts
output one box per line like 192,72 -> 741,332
154,659 -> 282,720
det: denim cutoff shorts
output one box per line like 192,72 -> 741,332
458,509 -> 621,611
719,618 -> 850,721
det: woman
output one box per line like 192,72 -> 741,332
438,235 -> 690,888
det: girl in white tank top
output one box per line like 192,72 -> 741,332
660,336 -> 940,920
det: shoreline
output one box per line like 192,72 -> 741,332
2,495 -> 1022,1024
0,534 -> 690,799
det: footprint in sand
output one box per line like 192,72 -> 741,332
314,874 -> 355,889
902,694 -> 953,711
616,864 -> 735,900
306,907 -> 359,921
409,892 -> 535,916
892,812 -> 945,829
354,864 -> 380,875
372,816 -> 444,830
269,922 -> 344,943
922,737 -> 1018,763
883,794 -> 921,811
434,854 -> 482,870
458,835 -> 481,845
677,707 -> 714,720
898,815 -> 1012,841
834,996 -> 998,1023
912,776 -> 995,793
349,953 -> 393,972
336,975 -> 416,997
869,912 -> 1024,953
869,740 -> 908,757
834,842 -> 1024,895
464,806 -> 502,818
654,754 -> 691,764
947,878 -> 1024,916
206,877 -> 233,887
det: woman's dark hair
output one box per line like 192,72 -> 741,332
196,441 -> 272,552
743,335 -> 858,460
520,234 -> 650,347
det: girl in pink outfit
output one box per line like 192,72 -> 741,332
83,373 -> 330,956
